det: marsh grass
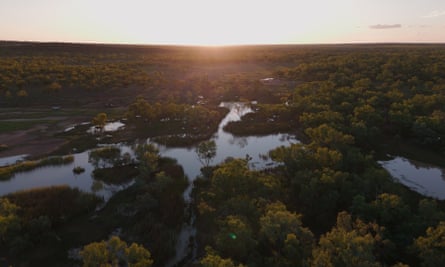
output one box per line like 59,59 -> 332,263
92,164 -> 139,184
0,120 -> 52,133
0,155 -> 74,180
72,166 -> 85,174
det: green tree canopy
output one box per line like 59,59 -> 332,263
415,221 -> 445,267
311,211 -> 385,267
259,201 -> 314,266
196,140 -> 217,167
80,236 -> 153,267
135,143 -> 160,175
92,112 -> 107,131
0,198 -> 21,243
201,247 -> 246,267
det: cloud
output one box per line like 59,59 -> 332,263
423,10 -> 445,18
369,24 -> 402,30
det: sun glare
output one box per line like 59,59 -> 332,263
1,0 -> 445,45
104,0 -> 356,46
68,0 -> 320,46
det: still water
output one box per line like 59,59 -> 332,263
0,145 -> 135,200
0,103 -> 297,202
159,102 -> 297,201
379,156 -> 445,200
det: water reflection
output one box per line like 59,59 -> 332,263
228,136 -> 248,148
159,102 -> 298,202
87,121 -> 125,134
379,157 -> 445,200
0,103 -> 295,202
0,144 -> 134,200
0,154 -> 28,167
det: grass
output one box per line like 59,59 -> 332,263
92,164 -> 139,184
0,155 -> 74,180
0,107 -> 125,133
53,135 -> 99,155
0,106 -> 125,120
0,120 -> 52,133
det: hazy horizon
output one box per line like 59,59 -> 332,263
3,39 -> 445,48
1,0 -> 445,46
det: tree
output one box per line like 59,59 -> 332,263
80,240 -> 110,266
16,89 -> 28,98
415,222 -> 445,267
305,124 -> 354,148
47,81 -> 62,93
80,236 -> 153,267
88,146 -> 122,169
126,243 -> 154,267
135,143 -> 160,175
4,90 -> 12,98
92,112 -> 107,132
201,247 -> 246,267
210,159 -> 261,203
126,97 -> 155,122
259,202 -> 314,266
311,212 -> 384,267
215,215 -> 256,262
196,140 -> 217,167
0,198 -> 21,243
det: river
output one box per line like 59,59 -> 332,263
162,102 -> 297,266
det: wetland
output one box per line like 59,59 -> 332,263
1,42 -> 445,267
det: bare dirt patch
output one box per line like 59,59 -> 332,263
0,127 -> 65,159
0,116 -> 90,159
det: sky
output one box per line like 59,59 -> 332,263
1,0 -> 445,45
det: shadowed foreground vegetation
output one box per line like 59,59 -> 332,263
1,144 -> 187,266
0,155 -> 74,180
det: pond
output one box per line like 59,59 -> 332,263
379,156 -> 445,200
0,145 -> 135,201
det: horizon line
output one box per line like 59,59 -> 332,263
2,39 -> 445,48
